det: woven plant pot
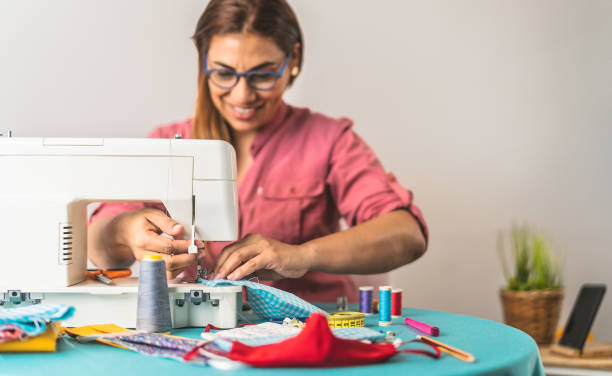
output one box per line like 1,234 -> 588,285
500,289 -> 564,345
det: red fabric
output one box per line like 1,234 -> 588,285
226,313 -> 398,367
204,323 -> 253,333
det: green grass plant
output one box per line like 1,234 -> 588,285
498,225 -> 562,291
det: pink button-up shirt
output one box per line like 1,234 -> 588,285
90,101 -> 427,303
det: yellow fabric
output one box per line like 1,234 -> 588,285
63,323 -> 133,349
62,323 -> 131,337
0,322 -> 61,352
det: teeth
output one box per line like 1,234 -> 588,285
234,106 -> 254,114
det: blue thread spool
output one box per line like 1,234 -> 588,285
378,286 -> 392,326
136,254 -> 172,332
359,286 -> 373,315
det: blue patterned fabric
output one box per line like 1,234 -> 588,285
199,279 -> 326,319
0,304 -> 74,337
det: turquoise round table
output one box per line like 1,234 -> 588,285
0,307 -> 544,376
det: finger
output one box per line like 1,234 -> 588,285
216,246 -> 261,280
153,252 -> 196,277
143,209 -> 184,236
227,254 -> 269,281
212,242 -> 242,276
212,236 -> 256,276
144,234 -> 193,255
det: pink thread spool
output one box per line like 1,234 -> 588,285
391,288 -> 403,318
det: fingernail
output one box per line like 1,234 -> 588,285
172,224 -> 181,232
227,273 -> 236,280
215,273 -> 222,280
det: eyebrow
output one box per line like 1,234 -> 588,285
212,60 -> 278,72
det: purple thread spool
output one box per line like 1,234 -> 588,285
359,286 -> 374,315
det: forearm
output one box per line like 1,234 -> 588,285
303,210 -> 426,274
87,215 -> 135,269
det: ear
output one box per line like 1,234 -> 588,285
291,42 -> 302,69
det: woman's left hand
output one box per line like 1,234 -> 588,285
211,233 -> 312,281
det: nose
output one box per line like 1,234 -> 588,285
228,75 -> 256,103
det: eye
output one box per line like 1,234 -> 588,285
211,70 -> 236,82
249,72 -> 275,83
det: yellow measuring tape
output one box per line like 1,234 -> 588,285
327,312 -> 366,328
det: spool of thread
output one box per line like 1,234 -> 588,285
359,286 -> 373,315
391,288 -> 403,317
378,286 -> 392,326
136,254 -> 172,333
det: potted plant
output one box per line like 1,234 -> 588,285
498,225 -> 563,345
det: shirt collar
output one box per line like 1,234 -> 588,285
250,100 -> 290,157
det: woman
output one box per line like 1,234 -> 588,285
88,0 -> 427,303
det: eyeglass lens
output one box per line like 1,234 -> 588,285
209,71 -> 278,90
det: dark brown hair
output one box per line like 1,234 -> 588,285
191,0 -> 303,142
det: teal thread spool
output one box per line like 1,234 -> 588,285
378,286 -> 392,326
136,254 -> 172,332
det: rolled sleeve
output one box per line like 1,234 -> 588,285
326,123 -> 428,240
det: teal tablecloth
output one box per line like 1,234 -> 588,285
0,307 -> 544,376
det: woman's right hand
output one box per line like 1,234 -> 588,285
103,208 -> 205,279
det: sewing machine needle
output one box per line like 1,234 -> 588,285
188,224 -> 198,254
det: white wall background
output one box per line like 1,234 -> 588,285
2,1 -> 611,340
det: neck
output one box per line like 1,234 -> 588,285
232,129 -> 257,157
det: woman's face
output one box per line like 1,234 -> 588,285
206,33 -> 295,134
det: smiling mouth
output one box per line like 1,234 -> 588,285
234,106 -> 254,115
227,103 -> 262,120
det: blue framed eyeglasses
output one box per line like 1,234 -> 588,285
203,52 -> 290,91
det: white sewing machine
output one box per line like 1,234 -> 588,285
0,135 -> 242,328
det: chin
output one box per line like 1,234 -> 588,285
227,118 -> 265,134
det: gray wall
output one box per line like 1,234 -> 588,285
2,1 -> 611,340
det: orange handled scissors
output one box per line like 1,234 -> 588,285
87,269 -> 132,284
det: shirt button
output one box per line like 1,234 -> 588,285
257,186 -> 263,195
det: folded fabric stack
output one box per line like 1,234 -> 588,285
0,303 -> 75,352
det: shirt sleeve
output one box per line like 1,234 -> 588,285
325,121 -> 429,241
